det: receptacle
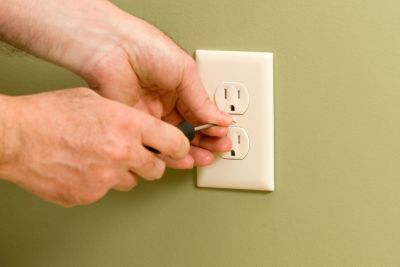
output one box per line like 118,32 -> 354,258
196,50 -> 274,191
215,82 -> 249,114
220,126 -> 250,160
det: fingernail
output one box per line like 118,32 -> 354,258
200,153 -> 214,166
184,156 -> 195,169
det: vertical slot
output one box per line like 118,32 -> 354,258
238,134 -> 241,144
224,88 -> 228,99
238,89 -> 241,99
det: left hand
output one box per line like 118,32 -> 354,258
81,13 -> 233,169
0,0 -> 233,169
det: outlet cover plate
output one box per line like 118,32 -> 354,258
196,50 -> 274,191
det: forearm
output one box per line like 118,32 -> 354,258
0,94 -> 21,181
0,0 -> 128,75
0,0 -> 64,55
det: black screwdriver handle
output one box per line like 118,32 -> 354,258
176,121 -> 196,141
145,121 -> 195,154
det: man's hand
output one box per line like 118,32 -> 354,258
0,0 -> 232,169
0,88 -> 190,206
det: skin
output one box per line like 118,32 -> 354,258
0,0 -> 232,207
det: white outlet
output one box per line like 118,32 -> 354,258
196,50 -> 274,191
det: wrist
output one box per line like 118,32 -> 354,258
0,95 -> 22,181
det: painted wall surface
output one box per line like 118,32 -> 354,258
1,0 -> 400,266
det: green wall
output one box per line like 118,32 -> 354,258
1,0 -> 400,266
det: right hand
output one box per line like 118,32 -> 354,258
0,88 -> 190,207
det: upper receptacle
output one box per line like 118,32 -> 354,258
214,82 -> 249,115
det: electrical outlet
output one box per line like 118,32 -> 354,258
215,82 -> 249,114
196,50 -> 274,191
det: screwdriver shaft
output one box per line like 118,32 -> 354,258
194,123 -> 215,131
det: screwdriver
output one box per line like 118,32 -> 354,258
145,121 -> 215,154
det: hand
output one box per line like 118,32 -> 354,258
0,88 -> 190,206
0,0 -> 233,169
85,20 -> 233,169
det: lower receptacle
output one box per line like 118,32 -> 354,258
196,50 -> 274,191
220,127 -> 250,160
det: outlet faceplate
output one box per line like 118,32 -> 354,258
196,50 -> 274,191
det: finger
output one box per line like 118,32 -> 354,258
129,145 -> 166,181
192,135 -> 232,153
112,171 -> 139,191
177,61 -> 232,126
163,109 -> 230,153
162,154 -> 195,169
189,146 -> 215,167
137,110 -> 190,159
200,126 -> 228,137
165,108 -> 229,137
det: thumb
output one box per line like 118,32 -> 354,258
177,61 -> 232,126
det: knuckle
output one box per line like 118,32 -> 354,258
94,169 -> 118,189
51,172 -> 113,207
167,134 -> 189,159
153,164 -> 165,180
149,161 -> 166,180
138,156 -> 165,180
167,134 -> 185,153
141,156 -> 155,171
121,181 -> 135,191
56,197 -> 75,208
52,187 -> 76,207
115,114 -> 135,131
78,191 -> 105,205
103,142 -> 132,162
56,187 -> 100,207
109,146 -> 131,162
114,177 -> 137,191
